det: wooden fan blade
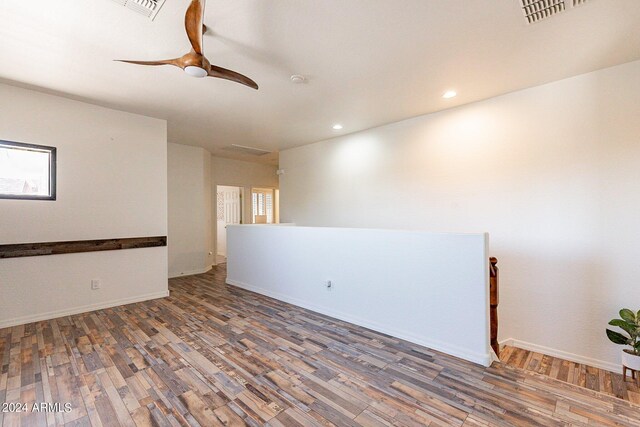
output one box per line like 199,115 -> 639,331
208,65 -> 258,90
185,0 -> 205,55
115,59 -> 181,67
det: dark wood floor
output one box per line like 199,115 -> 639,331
501,345 -> 640,405
1,265 -> 639,426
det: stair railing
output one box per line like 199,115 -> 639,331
490,257 -> 499,358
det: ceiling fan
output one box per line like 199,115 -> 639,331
116,0 -> 258,90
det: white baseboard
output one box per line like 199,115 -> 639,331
0,290 -> 170,329
169,265 -> 212,279
500,338 -> 621,374
227,278 -> 492,367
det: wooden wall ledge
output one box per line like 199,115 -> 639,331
0,236 -> 167,259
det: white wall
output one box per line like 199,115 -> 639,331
213,157 -> 279,189
167,143 -> 213,277
0,83 -> 168,328
279,60 -> 640,371
166,154 -> 277,271
227,225 -> 491,366
211,157 -> 278,261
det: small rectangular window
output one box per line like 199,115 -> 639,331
0,140 -> 56,200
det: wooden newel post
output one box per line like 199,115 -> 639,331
489,257 -> 499,358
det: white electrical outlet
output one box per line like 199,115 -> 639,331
91,279 -> 101,290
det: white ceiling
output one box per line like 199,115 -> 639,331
1,0 -> 639,165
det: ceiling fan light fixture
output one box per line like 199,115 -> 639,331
184,66 -> 208,78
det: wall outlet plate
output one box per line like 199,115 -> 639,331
91,279 -> 101,290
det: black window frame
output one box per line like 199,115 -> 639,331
0,139 -> 57,201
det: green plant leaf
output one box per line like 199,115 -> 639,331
607,329 -> 630,345
620,309 -> 636,323
608,319 -> 636,336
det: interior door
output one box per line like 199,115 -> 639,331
217,186 -> 241,257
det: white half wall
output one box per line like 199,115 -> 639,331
168,143 -> 212,277
0,83 -> 168,328
278,60 -> 640,371
226,225 -> 491,366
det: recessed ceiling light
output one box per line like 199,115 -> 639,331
332,124 -> 343,130
443,90 -> 457,99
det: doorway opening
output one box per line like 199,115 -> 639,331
216,185 -> 242,264
251,187 -> 278,224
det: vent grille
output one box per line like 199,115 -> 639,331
520,0 -> 566,24
222,144 -> 272,156
520,0 -> 592,24
111,0 -> 166,20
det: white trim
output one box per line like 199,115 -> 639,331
500,338 -> 621,374
168,265 -> 212,279
227,278 -> 492,367
0,290 -> 170,329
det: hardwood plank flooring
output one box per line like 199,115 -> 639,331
501,345 -> 640,405
1,264 -> 638,426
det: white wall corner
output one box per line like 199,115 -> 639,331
168,265 -> 213,279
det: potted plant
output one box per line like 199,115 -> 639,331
606,308 -> 640,374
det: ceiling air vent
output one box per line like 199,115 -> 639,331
111,0 -> 166,20
222,144 -> 272,156
520,0 -> 566,24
